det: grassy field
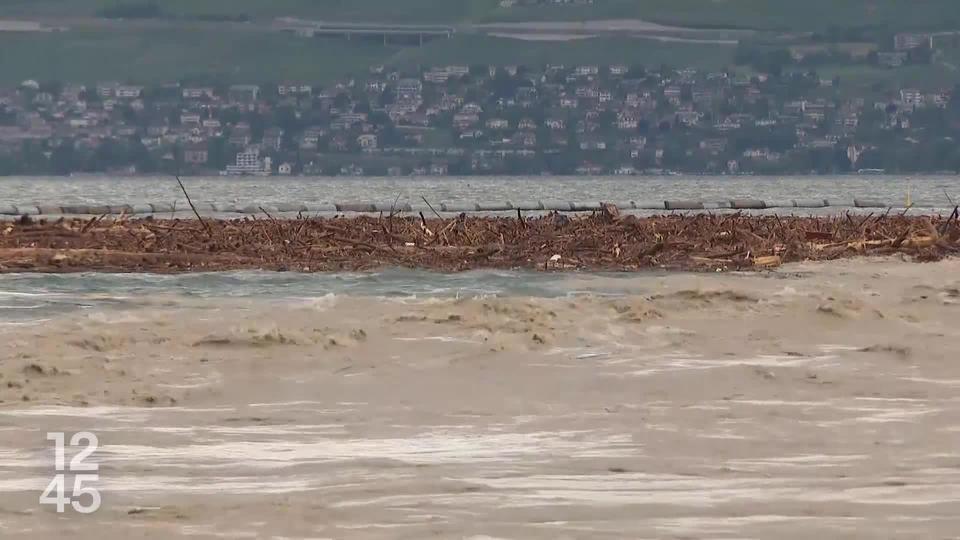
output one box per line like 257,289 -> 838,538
0,28 -> 737,85
0,0 -> 500,23
0,29 -> 392,84
1,0 -> 958,30
810,64 -> 960,98
937,44 -> 960,69
496,0 -> 960,31
0,0 -> 953,86
392,35 -> 736,71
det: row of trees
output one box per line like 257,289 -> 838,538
96,1 -> 250,22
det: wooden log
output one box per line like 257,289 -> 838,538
753,255 -> 782,267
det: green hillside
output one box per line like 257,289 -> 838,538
0,30 -> 389,85
2,0 -> 500,23
392,35 -> 736,71
1,0 -> 957,86
0,28 -> 738,85
1,0 -> 958,30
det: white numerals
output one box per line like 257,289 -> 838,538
40,432 -> 101,514
39,474 -> 67,513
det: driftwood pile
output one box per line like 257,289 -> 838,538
1,206 -> 958,273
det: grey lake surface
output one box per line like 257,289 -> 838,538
1,174 -> 958,210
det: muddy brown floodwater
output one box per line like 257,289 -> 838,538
1,257 -> 959,538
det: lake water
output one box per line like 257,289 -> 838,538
0,268 -> 648,324
0,175 -> 957,209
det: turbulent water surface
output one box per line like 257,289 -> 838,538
0,258 -> 959,538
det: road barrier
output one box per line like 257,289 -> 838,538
0,199 -> 944,217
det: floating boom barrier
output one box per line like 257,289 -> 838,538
0,198 -> 941,217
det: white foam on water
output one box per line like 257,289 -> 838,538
0,291 -> 66,298
91,431 -> 638,468
295,293 -> 338,309
630,353 -> 838,376
854,397 -> 933,403
336,522 -> 433,530
846,406 -> 942,423
819,344 -> 864,353
901,377 -> 960,386
649,515 -> 864,536
731,454 -> 870,465
82,311 -> 151,324
0,319 -> 52,326
0,450 -> 47,469
575,352 -> 612,360
329,492 -> 506,509
394,336 -> 482,344
456,471 -> 960,507
244,401 -> 350,412
696,431 -> 753,440
177,525 -> 260,538
0,406 -> 234,420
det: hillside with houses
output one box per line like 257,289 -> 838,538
2,35 -> 960,176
